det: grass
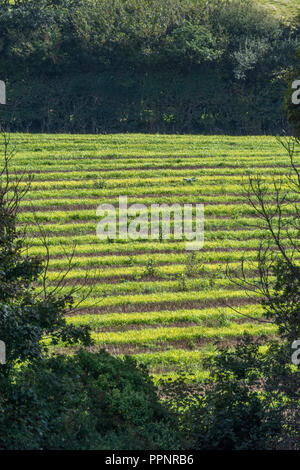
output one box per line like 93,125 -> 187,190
68,305 -> 264,329
259,0 -> 299,19
5,133 -> 299,378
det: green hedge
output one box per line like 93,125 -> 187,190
0,0 -> 297,133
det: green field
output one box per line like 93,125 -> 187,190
5,133 -> 299,380
259,0 -> 299,19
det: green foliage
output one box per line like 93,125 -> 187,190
0,0 -> 297,133
143,256 -> 158,278
161,336 -> 300,450
164,21 -> 223,65
262,260 -> 300,341
0,349 -> 180,450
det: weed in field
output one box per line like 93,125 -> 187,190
94,176 -> 106,189
216,311 -> 230,327
184,252 -> 198,277
143,256 -> 158,278
176,273 -> 188,292
124,255 -> 135,266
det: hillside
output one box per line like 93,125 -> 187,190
1,0 -> 297,134
9,133 -> 299,380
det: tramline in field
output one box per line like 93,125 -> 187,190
6,133 -> 300,381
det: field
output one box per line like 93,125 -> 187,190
260,0 -> 299,19
5,133 -> 298,381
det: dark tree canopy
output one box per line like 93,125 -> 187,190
0,0 -> 297,134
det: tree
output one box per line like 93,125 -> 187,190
0,0 -> 296,133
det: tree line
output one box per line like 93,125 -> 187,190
0,0 -> 298,134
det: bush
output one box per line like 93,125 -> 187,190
0,349 -> 181,450
161,336 -> 299,450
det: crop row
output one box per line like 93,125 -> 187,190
19,192 -> 300,211
9,172 -> 295,191
27,237 -> 296,258
2,166 -> 292,185
8,134 -> 291,156
89,322 -> 276,346
41,275 -> 268,298
44,260 -> 258,282
16,204 -> 298,225
68,304 -> 264,329
44,250 -> 266,270
6,157 -> 293,175
71,288 -> 258,310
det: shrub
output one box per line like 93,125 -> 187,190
161,336 -> 299,450
0,350 -> 181,450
